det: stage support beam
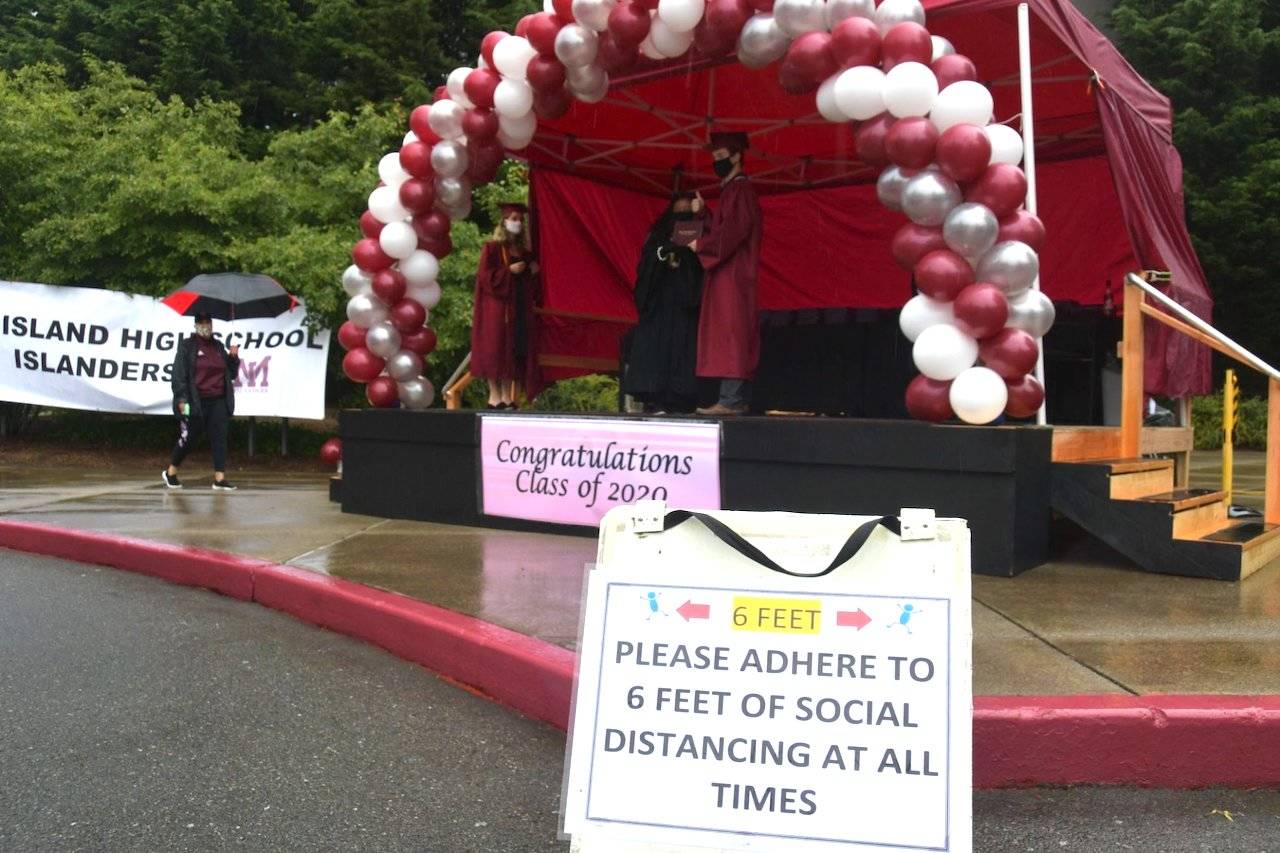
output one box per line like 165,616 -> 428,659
1121,282 -> 1144,459
1018,2 -> 1048,426
1267,379 -> 1280,525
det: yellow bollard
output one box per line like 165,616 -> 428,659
1223,370 -> 1238,502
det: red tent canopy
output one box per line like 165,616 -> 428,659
522,0 -> 1211,398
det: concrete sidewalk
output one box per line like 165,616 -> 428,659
2,452 -> 1277,697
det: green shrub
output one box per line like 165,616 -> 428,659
1192,392 -> 1269,450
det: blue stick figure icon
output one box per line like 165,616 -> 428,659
644,591 -> 667,621
888,603 -> 922,634
647,592 -> 660,614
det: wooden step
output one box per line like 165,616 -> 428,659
1110,467 -> 1175,500
1199,522 -> 1280,580
1135,488 -> 1225,512
1161,492 -> 1230,541
1074,457 -> 1175,475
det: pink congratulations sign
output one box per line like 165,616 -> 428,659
480,416 -> 722,527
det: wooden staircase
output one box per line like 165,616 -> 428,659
1052,457 -> 1280,581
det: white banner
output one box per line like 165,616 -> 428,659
0,281 -> 330,420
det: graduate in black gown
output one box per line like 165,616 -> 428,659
622,193 -> 705,414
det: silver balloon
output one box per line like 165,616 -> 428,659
435,175 -> 470,208
441,196 -> 473,221
873,0 -> 926,34
737,14 -> 790,69
342,264 -> 372,298
398,377 -> 436,410
826,0 -> 875,27
1006,288 -> 1056,338
931,35 -> 955,62
567,63 -> 609,102
346,293 -> 389,327
901,171 -> 962,227
773,0 -> 826,36
571,0 -> 615,31
430,139 -> 469,179
876,165 -> 912,212
555,23 -> 600,68
942,203 -> 999,259
385,349 -> 426,382
365,321 -> 402,359
976,240 -> 1040,297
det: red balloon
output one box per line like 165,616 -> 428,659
372,269 -> 407,305
915,250 -> 974,301
398,178 -> 435,213
408,106 -> 441,145
932,53 -> 978,89
905,375 -> 954,422
881,22 -> 932,70
776,60 -> 817,95
419,230 -> 453,260
366,376 -> 399,408
402,326 -> 438,356
609,2 -> 652,48
534,86 -> 573,120
527,55 -> 567,93
463,69 -> 501,110
952,283 -> 1009,339
692,19 -> 737,58
597,32 -> 640,74
885,117 -> 939,170
343,347 -> 385,383
855,113 -> 894,166
390,298 -> 427,332
337,321 -> 367,352
831,16 -> 881,69
701,0 -> 751,48
997,210 -> 1046,252
551,0 -> 573,18
515,14 -> 536,37
462,108 -> 500,143
1005,374 -> 1045,419
527,12 -> 564,55
481,31 -> 509,68
783,32 -> 836,89
747,0 -> 774,11
891,222 -> 947,270
399,141 -> 434,179
414,210 -> 451,241
433,85 -> 449,103
980,328 -> 1039,379
966,163 -> 1029,219
359,210 -> 383,239
319,437 -> 342,465
467,140 -> 505,184
935,123 -> 992,183
352,238 -> 394,273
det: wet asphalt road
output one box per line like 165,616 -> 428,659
2,549 -> 1277,852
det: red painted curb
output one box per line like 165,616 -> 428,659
4,519 -> 1279,787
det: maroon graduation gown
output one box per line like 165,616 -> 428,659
471,240 -> 536,381
695,175 -> 763,380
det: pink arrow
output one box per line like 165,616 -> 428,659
676,600 -> 710,621
837,609 -> 872,630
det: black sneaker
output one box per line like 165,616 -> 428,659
162,470 -> 182,489
211,480 -> 238,492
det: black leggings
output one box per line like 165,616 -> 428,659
170,397 -> 229,472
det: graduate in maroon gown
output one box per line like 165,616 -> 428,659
689,131 -> 763,415
471,202 -> 539,408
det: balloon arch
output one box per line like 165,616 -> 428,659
338,0 -> 1054,423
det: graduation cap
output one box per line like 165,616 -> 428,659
706,131 -> 749,154
499,202 -> 529,215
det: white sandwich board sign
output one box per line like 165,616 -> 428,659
562,505 -> 972,853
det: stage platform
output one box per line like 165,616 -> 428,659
339,410 -> 1052,577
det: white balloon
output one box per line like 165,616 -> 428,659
650,14 -> 695,56
826,0 -> 875,28
493,78 -> 534,118
498,126 -> 536,149
378,152 -> 409,187
407,280 -> 443,310
815,75 -> 849,123
365,321 -> 402,359
342,265 -> 373,298
368,185 -> 410,224
556,24 -> 600,67
657,0 -> 705,33
347,293 -> 389,327
874,0 -> 926,35
493,35 -> 537,79
640,34 -> 665,60
773,0 -> 826,37
833,66 -> 886,121
573,0 -> 617,30
446,66 -> 475,109
986,123 -> 1025,166
427,99 -> 465,140
949,366 -> 1009,424
403,130 -> 419,146
883,61 -> 937,118
544,0 -> 558,11
930,80 -> 994,133
430,139 -> 469,178
899,294 -> 956,342
930,35 -> 955,62
379,221 -> 418,260
913,324 -> 979,381
400,251 -> 440,287
499,109 -> 538,138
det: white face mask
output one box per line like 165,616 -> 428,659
504,219 -> 523,235
195,324 -> 213,339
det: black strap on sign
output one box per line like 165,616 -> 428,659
662,511 -> 902,579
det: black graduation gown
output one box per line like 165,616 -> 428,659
622,215 -> 703,406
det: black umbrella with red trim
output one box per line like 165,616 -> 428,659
162,273 -> 298,321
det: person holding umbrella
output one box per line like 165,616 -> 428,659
159,273 -> 296,491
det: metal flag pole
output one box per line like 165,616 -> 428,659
1018,2 -> 1048,426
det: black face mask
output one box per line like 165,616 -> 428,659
713,158 -> 735,178
671,211 -> 695,220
